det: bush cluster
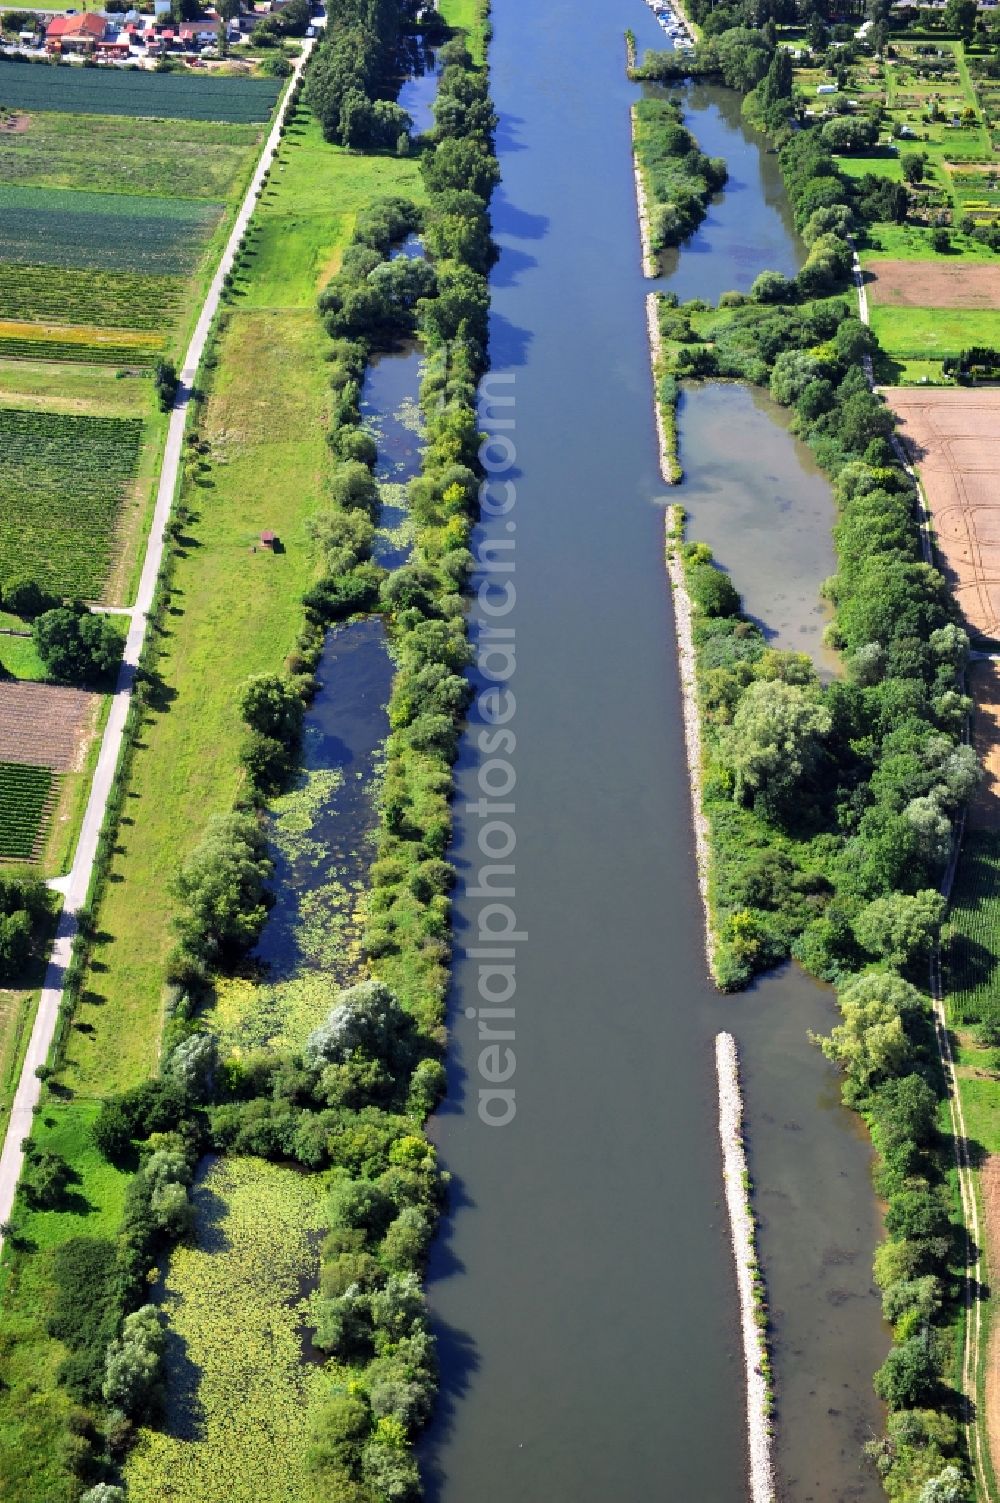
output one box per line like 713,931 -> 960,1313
634,96 -> 727,251
0,871 -> 51,982
32,602 -> 124,686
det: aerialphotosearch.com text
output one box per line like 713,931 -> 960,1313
466,372 -> 521,1128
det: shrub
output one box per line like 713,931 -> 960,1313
171,811 -> 274,970
687,562 -> 741,618
873,1334 -> 941,1408
102,1304 -> 165,1417
33,604 -> 123,685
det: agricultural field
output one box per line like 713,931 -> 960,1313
0,406 -> 145,598
945,831 -> 1000,1026
888,386 -> 1000,639
865,257 -> 1000,306
970,659 -> 1000,831
0,761 -> 53,861
0,110 -> 261,200
0,262 -> 181,331
0,62 -> 281,121
870,303 -> 1000,358
0,680 -> 99,771
0,184 -> 224,275
0,62 -> 284,612
0,320 -> 163,367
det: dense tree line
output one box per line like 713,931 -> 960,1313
304,0 -> 412,149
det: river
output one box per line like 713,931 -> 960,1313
423,1 -> 885,1501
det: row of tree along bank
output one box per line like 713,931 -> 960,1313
0,2 -> 496,1499
633,26 -> 982,1503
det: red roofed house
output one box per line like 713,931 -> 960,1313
45,12 -> 107,52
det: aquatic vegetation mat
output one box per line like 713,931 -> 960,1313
125,1157 -> 326,1503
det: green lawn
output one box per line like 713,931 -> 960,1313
240,114 -> 426,307
836,151 -> 905,182
869,303 -> 1000,359
0,633 -> 45,681
0,1102 -> 130,1503
438,0 -> 486,57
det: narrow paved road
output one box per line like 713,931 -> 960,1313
0,43 -> 314,1247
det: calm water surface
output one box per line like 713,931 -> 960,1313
677,384 -> 838,669
415,3 -> 885,1500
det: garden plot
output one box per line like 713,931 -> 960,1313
0,405 -> 145,598
0,680 -> 98,771
888,387 -> 1000,639
866,258 -> 1000,307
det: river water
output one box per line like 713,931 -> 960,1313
423,2 -> 885,1501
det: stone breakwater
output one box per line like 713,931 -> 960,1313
715,1030 -> 776,1503
664,506 -> 714,973
646,293 -> 675,486
631,105 -> 658,278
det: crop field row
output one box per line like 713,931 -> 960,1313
0,185 -> 223,276
0,406 -> 144,597
0,61 -> 282,122
0,761 -> 54,861
945,830 -> 1000,1026
0,333 -> 160,367
0,262 -> 181,331
0,116 -> 256,202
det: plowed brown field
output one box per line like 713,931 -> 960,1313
887,388 -> 1000,639
867,260 -> 1000,308
0,681 -> 99,772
